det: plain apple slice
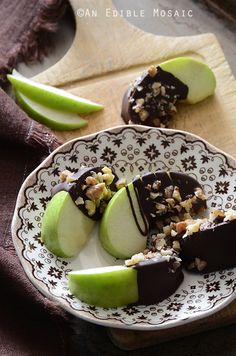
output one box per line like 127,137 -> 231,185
41,191 -> 95,257
99,183 -> 148,259
15,90 -> 88,130
7,70 -> 104,113
159,57 -> 216,104
68,266 -> 138,308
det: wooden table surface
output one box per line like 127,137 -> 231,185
19,1 -> 236,354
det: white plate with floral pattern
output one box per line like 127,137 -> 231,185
12,125 -> 236,330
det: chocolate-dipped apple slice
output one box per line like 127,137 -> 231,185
161,209 -> 236,273
100,170 -> 206,259
68,248 -> 183,308
41,166 -> 117,257
121,57 -> 216,127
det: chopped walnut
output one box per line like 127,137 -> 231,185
175,221 -> 187,234
172,240 -> 181,251
224,209 -> 236,222
195,258 -> 207,272
115,177 -> 127,190
75,196 -> 84,206
153,118 -> 161,127
148,65 -> 157,77
85,200 -> 96,216
125,252 -> 146,266
172,186 -> 182,202
85,176 -> 97,186
59,170 -> 74,183
180,198 -> 193,212
209,209 -> 225,222
86,183 -> 106,201
139,109 -> 149,121
184,219 -> 203,237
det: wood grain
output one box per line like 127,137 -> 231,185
32,0 -> 236,349
109,299 -> 236,350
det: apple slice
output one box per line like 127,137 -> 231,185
159,57 -> 216,104
99,183 -> 148,259
68,254 -> 183,307
41,191 -> 95,257
7,70 -> 104,114
68,266 -> 138,308
15,90 -> 88,130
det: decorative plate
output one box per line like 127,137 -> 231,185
12,125 -> 236,330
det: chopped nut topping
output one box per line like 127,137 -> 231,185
152,180 -> 161,190
152,81 -> 161,90
115,177 -> 127,190
59,170 -> 74,183
172,240 -> 181,251
148,65 -> 157,77
139,109 -> 149,121
224,209 -> 236,222
175,221 -> 187,234
171,229 -> 177,237
155,202 -> 168,213
136,98 -> 145,106
184,219 -> 203,237
153,118 -> 161,127
85,200 -> 96,216
86,183 -> 106,201
160,86 -> 166,96
172,186 -> 182,202
164,185 -> 174,198
75,196 -> 84,205
163,225 -> 171,236
180,198 -> 193,212
195,258 -> 207,272
209,209 -> 225,222
125,252 -> 146,266
85,176 -> 97,186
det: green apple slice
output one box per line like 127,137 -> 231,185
68,265 -> 138,308
99,183 -> 148,259
41,191 -> 95,257
159,57 -> 216,104
7,70 -> 104,113
15,90 -> 88,130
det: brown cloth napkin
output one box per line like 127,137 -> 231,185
0,0 -> 72,355
0,0 -> 66,88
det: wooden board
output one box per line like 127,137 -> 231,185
33,0 -> 236,349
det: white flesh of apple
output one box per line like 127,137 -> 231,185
160,57 -> 216,104
99,183 -> 148,259
7,70 -> 104,113
68,265 -> 138,307
41,191 -> 95,258
15,90 -> 88,130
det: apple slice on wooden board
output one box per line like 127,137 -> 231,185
7,69 -> 104,114
41,191 -> 95,258
159,57 -> 216,104
99,183 -> 148,259
15,90 -> 88,130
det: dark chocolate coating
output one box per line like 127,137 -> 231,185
179,219 -> 236,273
121,66 -> 188,127
129,171 -> 206,227
52,167 -> 118,220
132,256 -> 184,305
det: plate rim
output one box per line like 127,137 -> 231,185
11,124 -> 236,330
